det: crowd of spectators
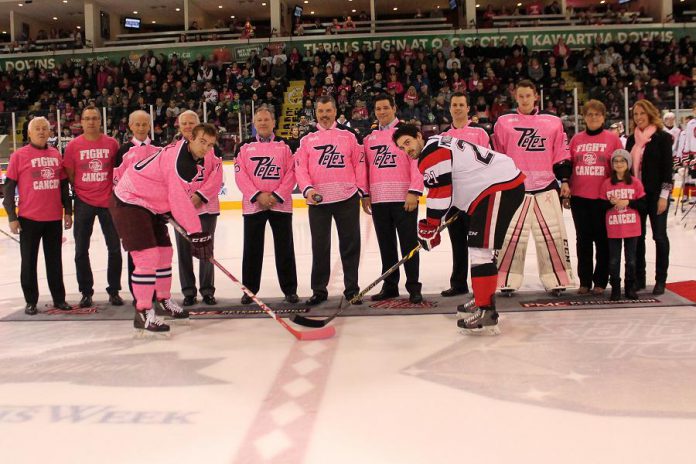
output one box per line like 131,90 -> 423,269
0,33 -> 694,158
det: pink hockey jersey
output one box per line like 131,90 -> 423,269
295,122 -> 368,204
493,109 -> 570,192
234,136 -> 296,215
363,120 -> 423,204
113,143 -> 162,186
440,122 -> 491,148
418,134 -> 525,224
194,150 -> 223,216
600,177 -> 645,239
114,139 -> 203,235
569,130 -> 622,200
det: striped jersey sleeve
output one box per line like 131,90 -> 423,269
418,138 -> 454,225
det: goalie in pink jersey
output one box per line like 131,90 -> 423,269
110,124 -> 217,334
493,80 -> 574,296
394,124 -> 525,336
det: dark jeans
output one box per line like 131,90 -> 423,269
637,192 -> 670,285
446,212 -> 469,291
175,213 -> 217,297
570,196 -> 609,289
308,194 -> 360,298
371,202 -> 421,294
73,197 -> 122,296
608,237 -> 637,289
242,211 -> 298,295
18,217 -> 66,305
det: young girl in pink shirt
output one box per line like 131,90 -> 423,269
600,149 -> 647,301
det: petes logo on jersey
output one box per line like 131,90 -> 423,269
315,144 -> 345,168
250,156 -> 281,179
514,128 -> 546,152
370,145 -> 398,168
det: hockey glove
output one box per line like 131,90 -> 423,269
189,232 -> 213,260
417,218 -> 441,251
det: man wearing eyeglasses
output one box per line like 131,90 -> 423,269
63,106 -> 123,308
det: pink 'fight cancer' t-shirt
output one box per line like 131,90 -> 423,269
599,177 -> 646,239
5,144 -> 66,221
63,134 -> 120,207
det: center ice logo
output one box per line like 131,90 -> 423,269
514,128 -> 546,152
315,144 -> 345,168
370,145 -> 397,168
250,156 -> 281,179
88,159 -> 103,172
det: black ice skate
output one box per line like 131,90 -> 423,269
157,299 -> 190,319
457,306 -> 500,336
457,295 -> 496,317
134,308 -> 171,336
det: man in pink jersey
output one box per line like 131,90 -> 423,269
295,95 -> 368,306
438,92 -> 492,299
3,117 -> 73,315
393,124 -> 525,335
493,80 -> 574,296
362,94 -> 423,303
110,124 -> 216,333
235,106 -> 298,304
63,106 -> 123,308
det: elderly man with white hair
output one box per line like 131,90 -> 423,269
174,110 -> 223,306
3,117 -> 73,315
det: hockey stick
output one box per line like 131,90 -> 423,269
0,227 -> 20,243
167,216 -> 335,341
291,213 -> 461,328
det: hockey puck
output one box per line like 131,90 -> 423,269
311,193 -> 323,203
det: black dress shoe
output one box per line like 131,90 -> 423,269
370,288 -> 399,301
625,288 -> 639,300
203,295 -> 217,305
24,304 -> 37,315
108,293 -> 124,306
652,282 -> 666,295
636,278 -> 646,291
284,294 -> 299,304
54,302 -> 72,311
441,287 -> 469,297
241,294 -> 253,305
345,293 -> 363,305
79,294 -> 93,308
409,292 -> 423,304
182,296 -> 197,306
306,294 -> 327,306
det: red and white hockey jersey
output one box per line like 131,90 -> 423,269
114,139 -> 203,235
418,135 -> 525,225
362,120 -> 423,203
493,109 -> 570,192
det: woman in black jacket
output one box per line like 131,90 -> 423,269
625,99 -> 673,295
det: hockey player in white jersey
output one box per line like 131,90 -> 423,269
393,124 -> 525,335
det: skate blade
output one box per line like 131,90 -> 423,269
133,329 -> 172,339
164,317 -> 190,325
459,326 -> 501,336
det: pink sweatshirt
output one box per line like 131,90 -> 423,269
363,120 -> 423,203
440,122 -> 491,148
493,109 -> 570,191
194,151 -> 223,216
114,139 -> 202,235
569,129 -> 622,200
234,136 -> 296,215
294,122 -> 368,204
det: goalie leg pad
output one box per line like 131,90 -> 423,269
531,190 -> 574,290
496,194 -> 534,291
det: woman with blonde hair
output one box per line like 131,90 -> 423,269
625,99 -> 673,295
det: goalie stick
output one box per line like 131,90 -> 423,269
291,213 -> 461,328
167,216 -> 336,341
